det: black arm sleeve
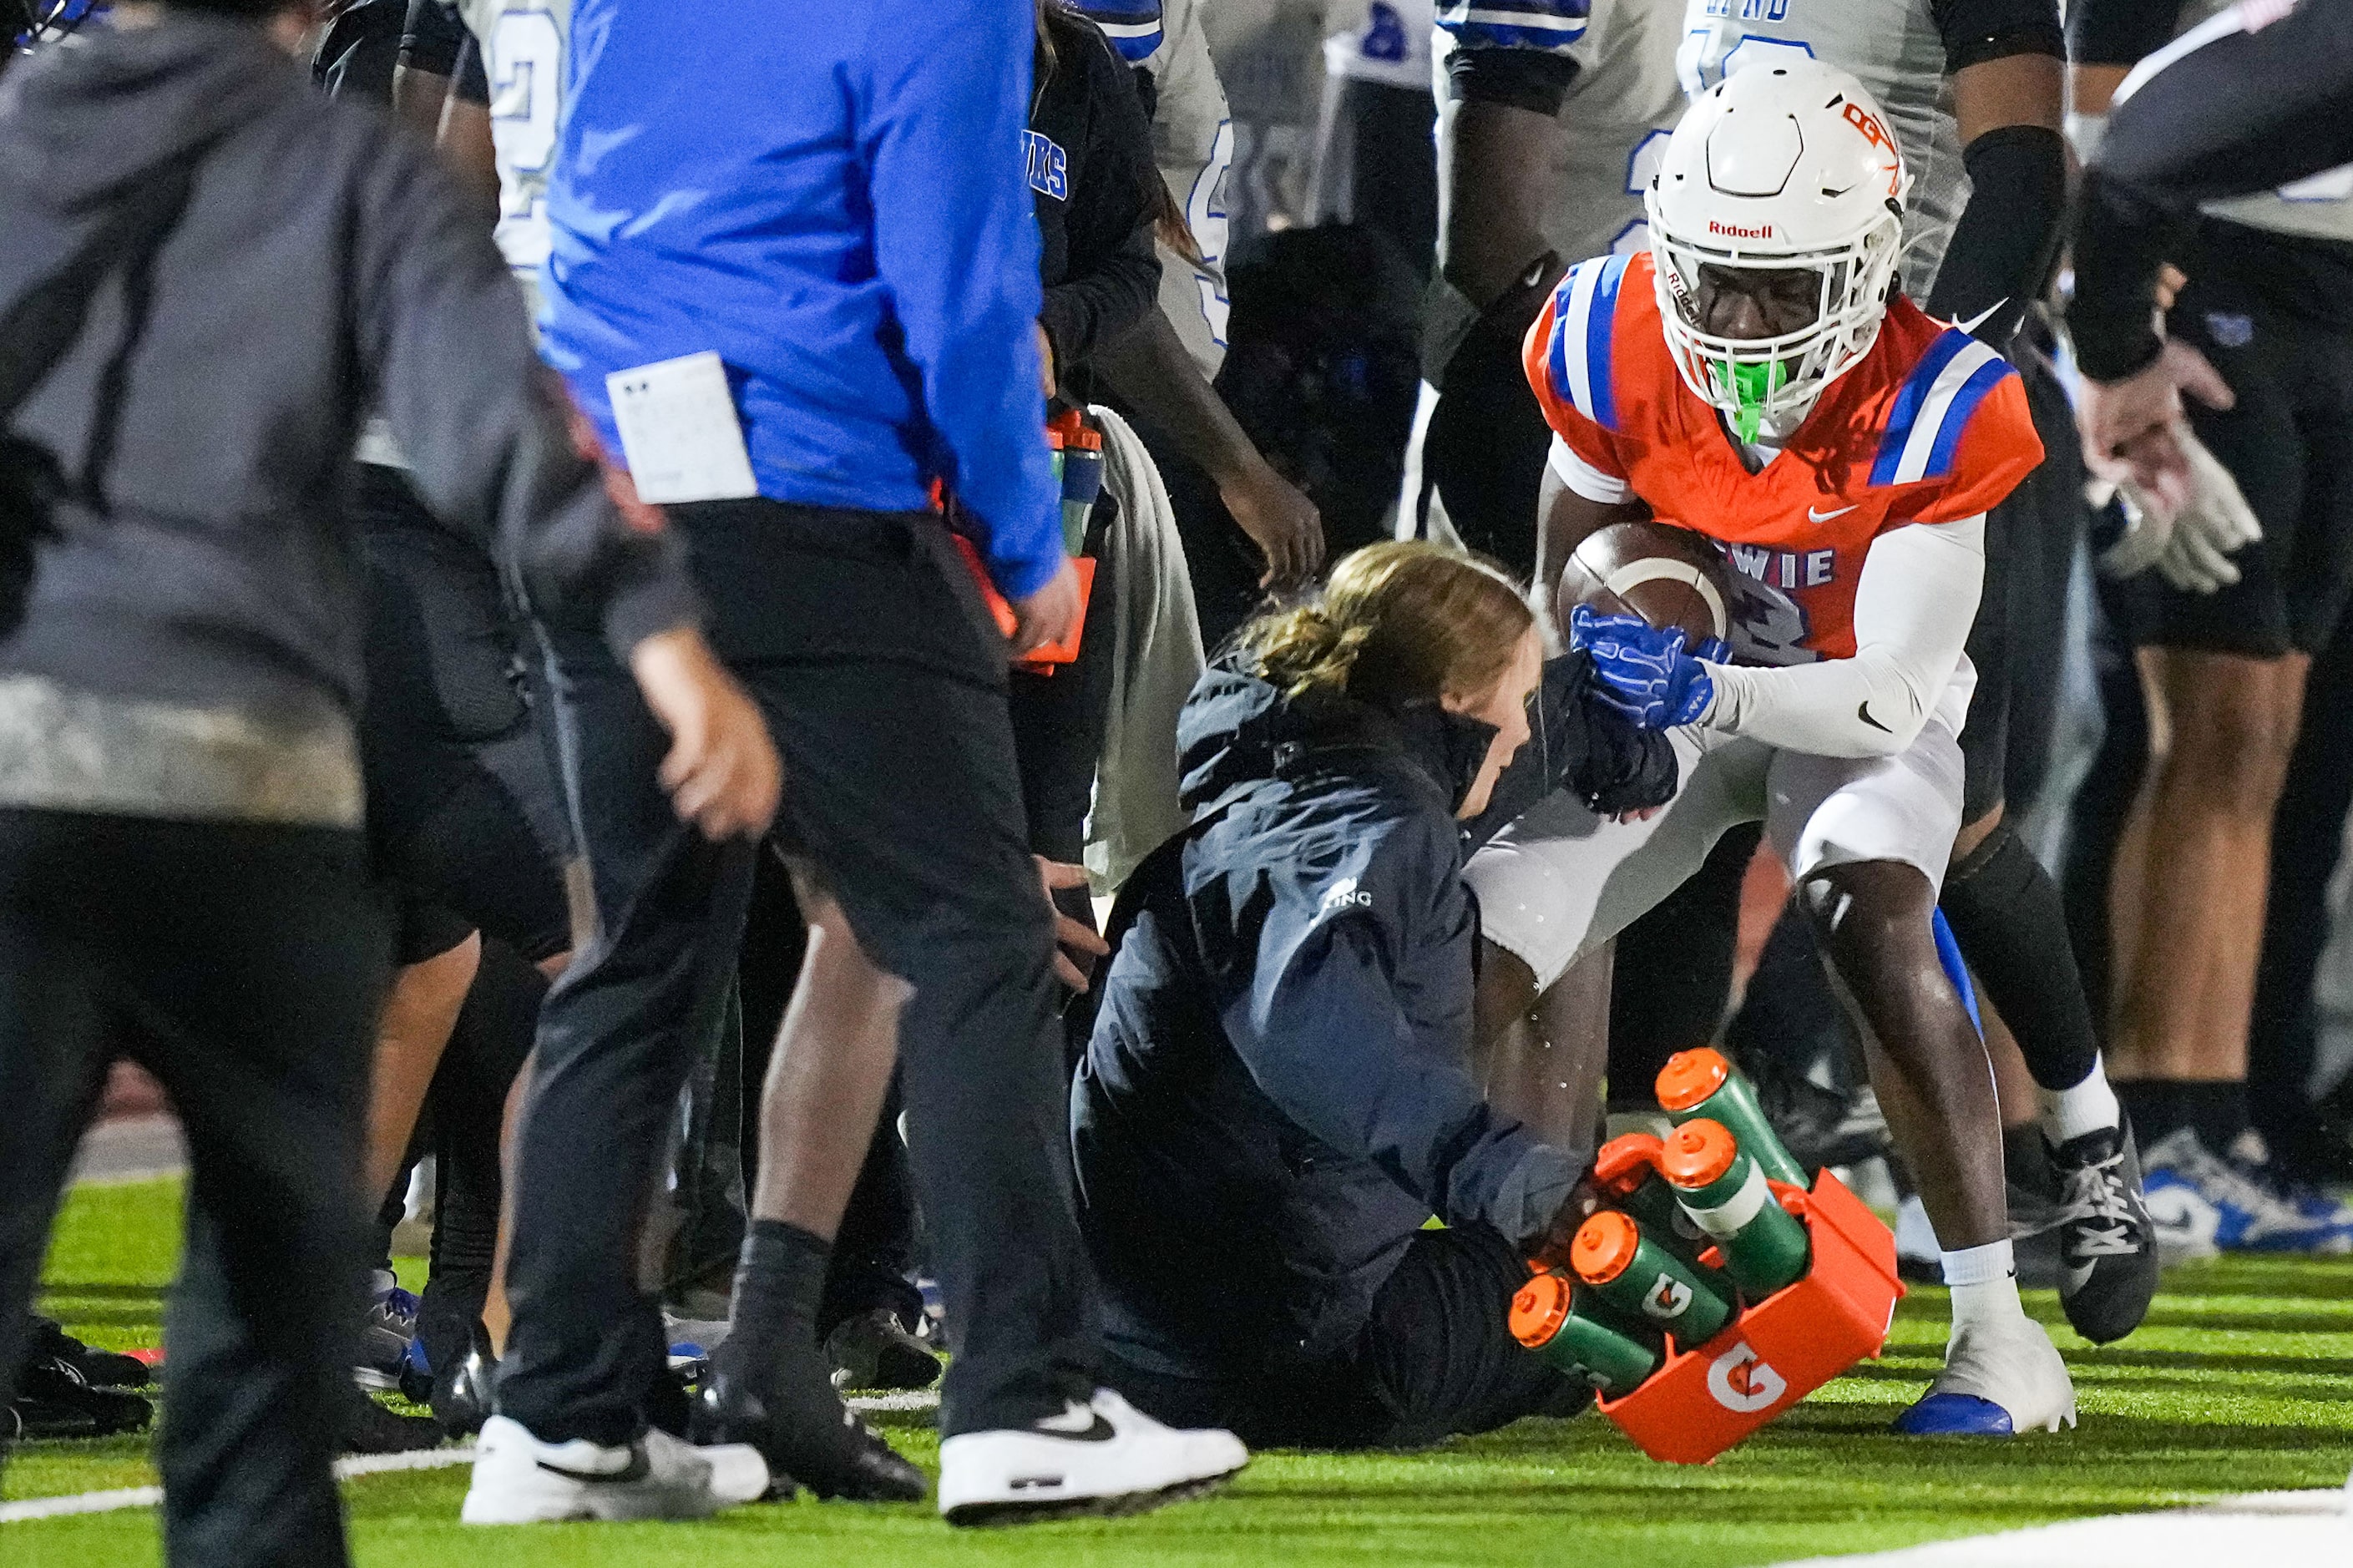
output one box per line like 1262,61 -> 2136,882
453,35 -> 488,106
1930,0 -> 2062,72
1446,47 -> 1580,116
2064,0 -> 2186,66
1924,124 -> 2067,345
2068,0 -> 2353,379
397,0 -> 468,78
1039,30 -> 1164,376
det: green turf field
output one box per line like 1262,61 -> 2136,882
10,1175 -> 2353,1567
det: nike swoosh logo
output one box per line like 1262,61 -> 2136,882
1032,1412 -> 1120,1443
1809,504 -> 1858,522
538,1447 -> 652,1485
1858,702 -> 1892,734
2062,1260 -> 2096,1295
1951,297 -> 2008,336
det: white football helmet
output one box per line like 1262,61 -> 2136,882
1644,58 -> 1911,437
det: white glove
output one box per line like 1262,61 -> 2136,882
2113,431 -> 2261,595
2094,475 -> 2173,583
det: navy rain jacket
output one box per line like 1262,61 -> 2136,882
1073,665 -> 1581,1385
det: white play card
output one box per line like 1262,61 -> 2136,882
605,351 -> 759,504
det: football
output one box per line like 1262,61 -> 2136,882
1556,519 -> 1739,648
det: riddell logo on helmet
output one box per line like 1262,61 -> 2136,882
1707,219 -> 1774,240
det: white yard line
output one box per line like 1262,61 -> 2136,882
1773,1490 -> 2350,1566
0,1390 -> 942,1525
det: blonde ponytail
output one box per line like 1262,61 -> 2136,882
1242,542 -> 1532,709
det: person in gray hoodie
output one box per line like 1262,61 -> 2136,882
0,2 -> 781,1561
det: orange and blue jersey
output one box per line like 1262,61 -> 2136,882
1525,250 -> 2043,663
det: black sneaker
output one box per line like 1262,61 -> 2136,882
825,1308 -> 942,1393
691,1336 -> 926,1501
2048,1121 -> 2159,1344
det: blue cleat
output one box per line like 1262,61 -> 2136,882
1893,1315 -> 2076,1438
1892,1393 -> 2014,1435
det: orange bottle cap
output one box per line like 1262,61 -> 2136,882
1655,1047 -> 1732,1112
1073,427 -> 1103,451
1508,1271 -> 1572,1348
1570,1210 -> 1641,1286
1659,1119 -> 1739,1189
1593,1133 -> 1667,1197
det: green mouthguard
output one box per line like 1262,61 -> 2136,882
1721,358 -> 1789,444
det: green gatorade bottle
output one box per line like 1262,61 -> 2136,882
1659,1118 -> 1812,1297
1654,1048 -> 1808,1187
1571,1210 -> 1735,1347
1593,1133 -> 1712,1271
1508,1270 -> 1661,1397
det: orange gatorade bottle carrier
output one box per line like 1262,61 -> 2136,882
1545,1051 -> 1907,1465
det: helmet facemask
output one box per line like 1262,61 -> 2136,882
1648,207 -> 1904,443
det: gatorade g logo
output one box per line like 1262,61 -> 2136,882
1642,1272 -> 1693,1322
1707,1343 -> 1787,1414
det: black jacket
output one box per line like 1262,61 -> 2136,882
1030,12 -> 1160,388
1073,665 -> 1581,1384
0,15 -> 695,716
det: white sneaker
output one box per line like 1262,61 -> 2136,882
459,1414 -> 770,1524
936,1388 -> 1247,1526
1892,1315 -> 2077,1437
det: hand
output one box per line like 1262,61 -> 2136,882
2106,427 -> 2261,593
2076,338 -> 2236,520
1522,1177 -> 1603,1273
628,629 -> 782,841
1568,607 -> 1721,731
1220,458 -> 1325,589
1010,558 -> 1084,659
1038,857 -> 1111,992
1035,321 -> 1057,400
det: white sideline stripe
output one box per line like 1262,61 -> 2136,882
0,1390 -> 940,1525
1772,1490 -> 2350,1566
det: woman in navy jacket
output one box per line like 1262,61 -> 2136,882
1073,541 -> 1673,1448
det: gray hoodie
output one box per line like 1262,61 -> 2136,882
0,13 -> 697,826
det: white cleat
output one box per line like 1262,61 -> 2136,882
459,1414 -> 770,1524
1892,1315 -> 2077,1437
937,1388 -> 1247,1526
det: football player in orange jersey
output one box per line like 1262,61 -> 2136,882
1465,60 -> 2076,1435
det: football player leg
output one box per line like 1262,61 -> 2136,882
1941,399 -> 2156,1343
1470,730 -> 1774,1162
1769,705 -> 2074,1437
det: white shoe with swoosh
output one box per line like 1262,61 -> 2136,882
460,1414 -> 769,1523
938,1388 -> 1247,1526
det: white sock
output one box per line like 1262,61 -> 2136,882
2037,1055 -> 2122,1146
1941,1239 -> 2024,1329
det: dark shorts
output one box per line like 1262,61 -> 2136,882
356,463 -> 574,964
1106,1225 -> 1583,1450
1959,337 -> 2082,821
2126,267 -> 2353,659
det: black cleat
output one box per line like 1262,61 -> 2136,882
825,1308 -> 942,1393
31,1318 -> 149,1390
2048,1121 -> 2160,1344
430,1322 -> 495,1438
338,1380 -> 443,1454
691,1340 -> 926,1503
8,1356 -> 154,1439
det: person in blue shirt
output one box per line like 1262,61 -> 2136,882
468,0 -> 1249,1530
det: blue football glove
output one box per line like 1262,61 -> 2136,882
1568,605 -> 1724,731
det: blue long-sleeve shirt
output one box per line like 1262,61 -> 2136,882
537,0 -> 1065,598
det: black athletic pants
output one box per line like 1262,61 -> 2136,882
1107,1225 -> 1579,1450
0,809 -> 386,1568
497,501 -> 1096,1444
